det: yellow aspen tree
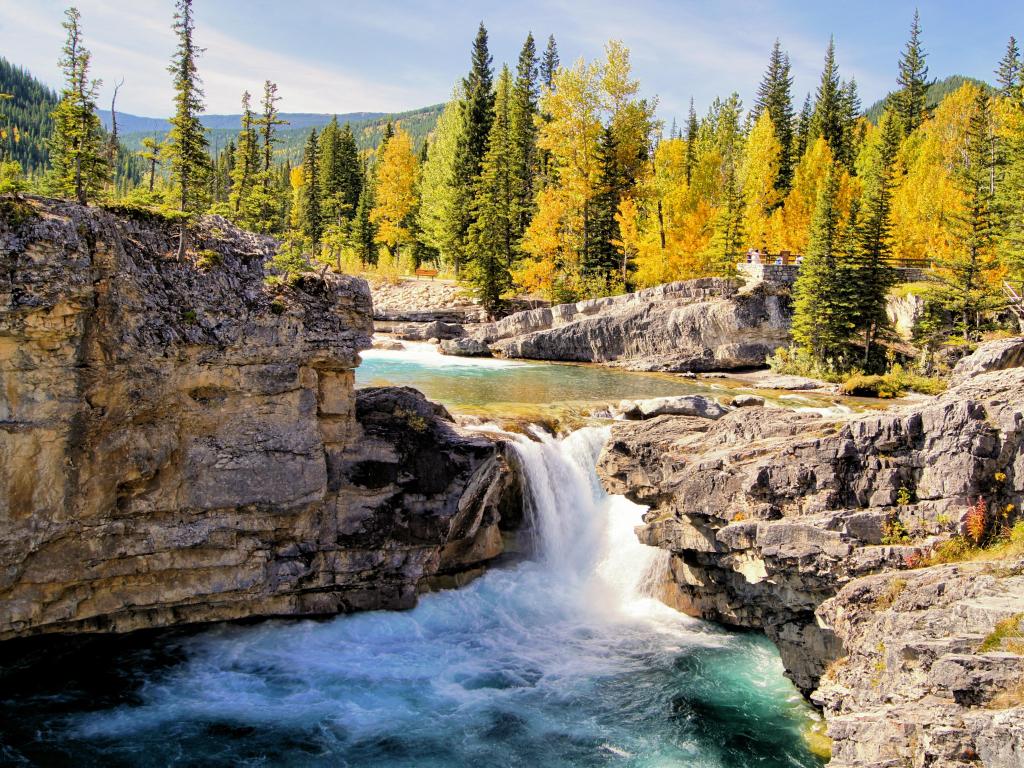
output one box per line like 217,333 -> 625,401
370,126 -> 418,259
739,112 -> 782,250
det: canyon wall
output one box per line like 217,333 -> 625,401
0,198 -> 518,640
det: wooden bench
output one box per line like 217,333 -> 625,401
415,267 -> 438,280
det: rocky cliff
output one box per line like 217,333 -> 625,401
468,278 -> 791,371
597,343 -> 1024,766
0,197 -> 518,641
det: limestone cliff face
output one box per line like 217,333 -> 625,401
597,350 -> 1024,766
470,279 -> 791,371
0,198 -> 517,640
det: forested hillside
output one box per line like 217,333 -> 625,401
0,57 -> 58,175
863,74 -> 991,122
4,4 -> 1024,388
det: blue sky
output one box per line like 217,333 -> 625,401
1,0 -> 1021,126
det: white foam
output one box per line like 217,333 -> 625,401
361,339 -> 528,368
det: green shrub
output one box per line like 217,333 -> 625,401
839,365 -> 946,398
195,249 -> 222,269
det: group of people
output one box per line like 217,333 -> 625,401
745,249 -> 803,266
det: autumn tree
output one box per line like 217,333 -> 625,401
49,7 -> 109,204
740,111 -> 781,249
370,126 -> 418,260
166,0 -> 210,256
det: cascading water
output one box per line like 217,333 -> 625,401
0,427 -> 824,767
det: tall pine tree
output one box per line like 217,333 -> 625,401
468,66 -> 517,315
510,32 -> 540,239
809,38 -> 845,166
540,35 -> 559,91
300,128 -> 323,247
166,0 -> 210,256
48,7 -> 109,205
851,110 -> 900,367
893,10 -> 929,136
684,97 -> 698,185
229,90 -> 258,214
996,36 -> 1022,101
753,39 -> 795,194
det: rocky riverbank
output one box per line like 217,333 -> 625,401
0,198 -> 520,640
597,338 -> 1024,767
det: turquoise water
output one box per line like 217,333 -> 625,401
356,342 -> 733,414
0,350 -> 827,767
0,429 -> 824,767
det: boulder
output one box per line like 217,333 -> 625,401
393,319 -> 465,341
618,395 -> 730,420
473,279 -> 791,372
731,394 -> 765,408
949,336 -> 1024,384
440,337 -> 492,357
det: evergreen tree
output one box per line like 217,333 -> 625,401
418,89 -> 466,271
705,159 -> 744,269
139,136 -> 162,192
794,92 -> 813,160
337,123 -> 363,217
452,23 -> 495,273
467,66 -> 517,315
353,183 -> 377,266
932,90 -> 1005,339
165,0 -> 210,256
229,90 -> 258,213
996,36 -> 1022,101
893,10 -> 929,136
809,38 -> 845,165
318,116 -> 342,222
300,128 -> 323,247
510,32 -> 539,238
48,7 -> 109,205
540,35 -> 559,90
791,166 -> 850,365
584,126 -> 626,284
838,78 -> 861,169
684,97 -> 698,185
851,111 -> 900,367
256,80 -> 286,183
753,39 -> 795,194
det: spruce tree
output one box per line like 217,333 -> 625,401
318,116 -> 342,222
996,36 -> 1022,101
256,80 -> 286,183
353,183 -> 377,266
540,35 -> 559,91
48,7 -> 109,205
452,23 -> 495,274
337,123 -> 363,218
794,93 -> 813,161
753,39 -> 795,194
229,90 -> 258,214
467,66 -> 516,315
809,38 -> 845,165
933,90 -> 1004,339
791,166 -> 849,366
584,126 -> 626,286
839,78 -> 861,169
852,110 -> 900,368
166,0 -> 210,256
300,128 -> 323,247
893,10 -> 929,136
139,136 -> 162,192
510,32 -> 539,239
684,97 -> 698,185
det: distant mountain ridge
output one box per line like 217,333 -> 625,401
98,110 -> 391,134
863,74 -> 992,123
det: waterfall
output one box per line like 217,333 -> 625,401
48,426 -> 820,768
507,426 -> 672,615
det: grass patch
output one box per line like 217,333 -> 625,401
874,577 -> 908,609
839,369 -> 946,398
889,281 -> 935,300
101,200 -> 190,223
980,614 -> 1024,653
921,521 -> 1024,567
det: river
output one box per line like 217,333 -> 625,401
0,346 -> 827,767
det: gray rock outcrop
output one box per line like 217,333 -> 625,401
949,335 -> 1024,384
0,198 -> 520,641
597,366 -> 1024,765
467,278 -> 791,371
